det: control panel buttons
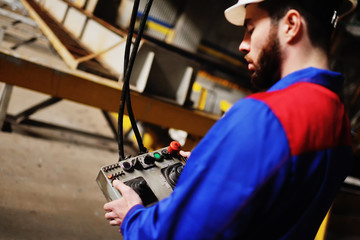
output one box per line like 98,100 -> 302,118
121,161 -> 134,172
144,155 -> 156,165
168,141 -> 181,155
161,163 -> 184,189
107,171 -> 125,180
161,149 -> 172,160
103,163 -> 120,172
132,158 -> 143,170
153,152 -> 163,161
97,145 -> 185,206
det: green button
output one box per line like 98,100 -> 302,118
154,152 -> 161,159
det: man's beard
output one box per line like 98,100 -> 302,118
250,27 -> 282,90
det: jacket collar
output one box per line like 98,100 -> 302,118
268,67 -> 344,94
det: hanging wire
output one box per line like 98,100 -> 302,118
117,0 -> 140,160
118,0 -> 153,160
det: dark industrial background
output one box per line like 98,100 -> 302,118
0,0 -> 359,239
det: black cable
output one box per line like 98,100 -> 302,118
118,0 -> 153,160
124,0 -> 151,155
125,0 -> 154,154
118,0 -> 140,160
123,0 -> 140,76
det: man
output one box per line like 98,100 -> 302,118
104,0 -> 355,239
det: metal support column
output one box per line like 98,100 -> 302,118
0,83 -> 13,130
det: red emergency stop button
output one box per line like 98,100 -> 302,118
168,141 -> 181,155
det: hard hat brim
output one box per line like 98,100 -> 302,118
224,0 -> 264,26
224,0 -> 358,26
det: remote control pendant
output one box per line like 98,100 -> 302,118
96,141 -> 185,206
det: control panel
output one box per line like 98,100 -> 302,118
96,141 -> 185,206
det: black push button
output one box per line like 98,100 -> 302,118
121,161 -> 133,172
144,155 -> 156,165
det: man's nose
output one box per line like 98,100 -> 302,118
239,40 -> 249,55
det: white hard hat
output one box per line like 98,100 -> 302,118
224,0 -> 264,26
224,0 -> 358,26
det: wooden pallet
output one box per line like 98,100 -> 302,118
20,0 -> 121,80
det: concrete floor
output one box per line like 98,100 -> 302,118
0,85 -> 131,239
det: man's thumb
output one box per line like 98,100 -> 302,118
112,179 -> 131,193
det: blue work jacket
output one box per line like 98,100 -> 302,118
121,67 -> 353,240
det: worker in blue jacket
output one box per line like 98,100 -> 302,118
104,0 -> 355,239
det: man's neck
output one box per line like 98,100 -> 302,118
281,44 -> 329,78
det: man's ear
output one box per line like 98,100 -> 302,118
282,9 -> 302,43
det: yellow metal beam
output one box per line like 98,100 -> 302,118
315,209 -> 331,240
0,50 -> 218,137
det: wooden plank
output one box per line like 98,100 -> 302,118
85,0 -> 98,14
80,18 -> 125,75
76,37 -> 127,64
0,49 -> 218,137
42,0 -> 68,23
0,8 -> 37,27
72,0 -> 86,8
20,0 -> 79,69
20,0 -> 118,80
37,0 -> 128,75
63,7 -> 87,38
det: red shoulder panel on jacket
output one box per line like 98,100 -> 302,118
249,83 -> 352,156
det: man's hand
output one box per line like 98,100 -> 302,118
104,180 -> 143,227
180,150 -> 191,158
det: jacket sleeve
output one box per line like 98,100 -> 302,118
120,98 -> 291,240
